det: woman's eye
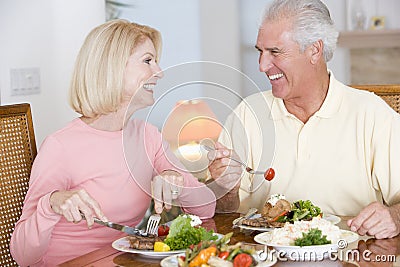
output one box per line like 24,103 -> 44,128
144,58 -> 152,64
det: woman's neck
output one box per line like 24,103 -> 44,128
81,110 -> 125,131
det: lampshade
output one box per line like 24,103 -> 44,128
162,100 -> 222,149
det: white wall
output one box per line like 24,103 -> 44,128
239,0 -> 351,89
2,0 -> 398,145
239,0 -> 400,88
117,0 -> 203,128
0,0 -> 105,146
118,0 -> 242,127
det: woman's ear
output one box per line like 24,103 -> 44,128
310,39 -> 324,64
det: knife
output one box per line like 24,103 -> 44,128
81,213 -> 153,237
232,207 -> 258,228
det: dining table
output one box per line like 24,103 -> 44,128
59,213 -> 400,267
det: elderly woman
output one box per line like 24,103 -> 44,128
10,20 -> 216,266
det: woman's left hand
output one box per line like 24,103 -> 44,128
152,170 -> 184,214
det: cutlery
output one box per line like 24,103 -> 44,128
202,145 -> 266,175
232,207 -> 258,228
80,213 -> 152,237
146,213 -> 161,235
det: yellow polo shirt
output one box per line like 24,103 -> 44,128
219,74 -> 400,216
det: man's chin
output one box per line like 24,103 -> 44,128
271,87 -> 284,99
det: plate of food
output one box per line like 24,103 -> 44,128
254,217 -> 359,261
112,236 -> 184,259
112,214 -> 221,259
237,195 -> 340,232
160,233 -> 277,267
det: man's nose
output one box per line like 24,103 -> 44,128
259,53 -> 273,73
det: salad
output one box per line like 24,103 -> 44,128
275,199 -> 322,223
163,214 -> 217,250
240,196 -> 324,229
178,232 -> 260,267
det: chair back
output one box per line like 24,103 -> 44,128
351,84 -> 400,114
0,103 -> 37,266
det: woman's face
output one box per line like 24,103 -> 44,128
122,37 -> 163,112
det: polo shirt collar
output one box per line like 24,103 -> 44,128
270,70 -> 343,121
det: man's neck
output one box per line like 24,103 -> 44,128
284,71 -> 330,124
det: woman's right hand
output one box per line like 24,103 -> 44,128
49,189 -> 107,228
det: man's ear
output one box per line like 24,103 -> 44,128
310,39 -> 324,64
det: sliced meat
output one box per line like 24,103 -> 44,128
240,217 -> 284,228
263,199 -> 291,219
261,202 -> 272,218
127,235 -> 162,250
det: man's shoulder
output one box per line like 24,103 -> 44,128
343,85 -> 398,117
241,90 -> 273,106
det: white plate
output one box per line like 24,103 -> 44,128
323,214 -> 341,225
111,233 -> 223,259
238,214 -> 341,232
254,230 -> 359,261
160,252 -> 277,267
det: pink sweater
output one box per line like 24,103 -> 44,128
10,118 -> 216,266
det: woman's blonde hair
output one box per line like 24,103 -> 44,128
69,19 -> 162,117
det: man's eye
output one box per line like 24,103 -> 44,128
270,50 -> 280,56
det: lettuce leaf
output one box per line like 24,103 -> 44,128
164,214 -> 217,250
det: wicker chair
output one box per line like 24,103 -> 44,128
0,103 -> 37,266
351,84 -> 400,114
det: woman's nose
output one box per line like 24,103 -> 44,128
153,64 -> 164,79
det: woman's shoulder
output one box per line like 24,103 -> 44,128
39,118 -> 84,148
125,118 -> 161,138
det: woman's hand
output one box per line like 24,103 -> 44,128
49,189 -> 107,228
152,170 -> 184,214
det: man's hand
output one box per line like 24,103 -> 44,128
50,189 -> 107,228
207,142 -> 242,193
347,202 -> 400,239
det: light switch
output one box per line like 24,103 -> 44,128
10,68 -> 41,96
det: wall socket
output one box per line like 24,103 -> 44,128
10,68 -> 41,96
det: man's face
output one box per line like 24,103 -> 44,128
256,19 -> 313,101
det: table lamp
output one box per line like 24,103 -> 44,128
162,100 -> 222,178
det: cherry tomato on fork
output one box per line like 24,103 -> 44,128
264,168 -> 275,181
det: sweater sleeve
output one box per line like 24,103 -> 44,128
148,125 -> 216,219
10,136 -> 68,266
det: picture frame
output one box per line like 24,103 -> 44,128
370,16 -> 385,30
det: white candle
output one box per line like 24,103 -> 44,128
177,143 -> 202,161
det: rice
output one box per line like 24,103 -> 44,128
265,217 -> 342,246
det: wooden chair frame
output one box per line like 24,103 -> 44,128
351,84 -> 400,114
0,103 -> 37,266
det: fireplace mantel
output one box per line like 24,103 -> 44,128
338,29 -> 400,49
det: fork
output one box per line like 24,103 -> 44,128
202,145 -> 265,175
146,213 -> 161,235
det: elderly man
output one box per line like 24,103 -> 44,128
208,0 -> 400,239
